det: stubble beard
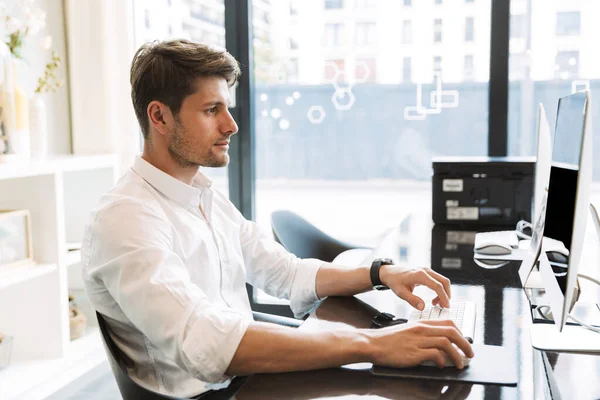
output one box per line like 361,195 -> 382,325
168,119 -> 229,169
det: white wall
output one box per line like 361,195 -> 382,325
2,0 -> 71,154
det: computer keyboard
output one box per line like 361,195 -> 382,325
407,302 -> 476,343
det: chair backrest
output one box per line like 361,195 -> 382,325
96,312 -> 186,400
270,210 -> 355,263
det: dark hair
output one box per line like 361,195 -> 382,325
130,39 -> 241,138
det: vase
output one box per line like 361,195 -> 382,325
8,58 -> 30,159
29,94 -> 48,159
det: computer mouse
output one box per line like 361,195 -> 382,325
420,349 -> 471,368
546,251 -> 568,264
473,243 -> 512,256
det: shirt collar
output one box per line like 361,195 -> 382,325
132,156 -> 212,209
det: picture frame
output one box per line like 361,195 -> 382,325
0,209 -> 34,270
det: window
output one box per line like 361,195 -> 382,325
508,3 -> 600,187
323,23 -> 345,47
290,37 -> 298,50
556,11 -> 580,36
290,3 -> 298,16
554,51 -> 579,80
435,0 -> 442,4
465,17 -> 474,42
511,14 -> 526,39
355,0 -> 376,7
324,59 -> 344,81
466,0 -> 474,2
464,55 -> 474,81
356,58 -> 376,82
402,20 -> 412,44
434,19 -> 442,42
509,53 -> 527,81
251,0 -> 492,308
433,55 -> 442,75
402,56 -> 412,82
288,58 -> 299,83
325,0 -> 343,9
355,22 -> 376,46
144,9 -> 151,29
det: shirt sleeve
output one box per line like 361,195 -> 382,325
238,217 -> 324,318
84,201 -> 252,383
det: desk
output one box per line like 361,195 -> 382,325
228,216 -> 600,400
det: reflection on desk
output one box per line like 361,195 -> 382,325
237,368 -> 474,400
219,214 -> 600,400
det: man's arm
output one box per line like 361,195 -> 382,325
227,319 -> 474,376
315,263 -> 452,310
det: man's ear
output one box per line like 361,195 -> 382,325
147,101 -> 173,136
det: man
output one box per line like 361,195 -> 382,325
82,39 -> 473,398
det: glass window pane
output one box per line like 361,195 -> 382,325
252,0 -> 491,305
465,17 -> 474,41
508,1 -> 599,188
132,0 -> 228,195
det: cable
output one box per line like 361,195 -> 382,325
515,220 -> 533,240
578,273 -> 600,287
535,302 -> 600,335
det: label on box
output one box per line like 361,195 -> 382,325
443,179 -> 464,192
446,231 -> 477,244
447,207 -> 478,220
441,258 -> 462,269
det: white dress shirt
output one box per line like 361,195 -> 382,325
81,156 -> 323,397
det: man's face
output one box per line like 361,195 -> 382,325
167,76 -> 238,168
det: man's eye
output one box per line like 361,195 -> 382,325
206,107 -> 217,114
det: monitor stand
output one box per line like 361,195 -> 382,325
529,204 -> 600,353
529,276 -> 600,353
530,319 -> 600,354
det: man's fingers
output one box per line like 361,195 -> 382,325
417,321 -> 474,358
414,270 -> 451,308
419,348 -> 446,369
397,287 -> 426,310
427,337 -> 465,369
424,268 -> 452,299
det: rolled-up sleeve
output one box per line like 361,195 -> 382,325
239,218 -> 324,317
84,201 -> 251,383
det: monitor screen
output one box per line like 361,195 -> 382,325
542,93 -> 587,295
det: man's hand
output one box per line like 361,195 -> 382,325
368,320 -> 474,369
380,265 -> 451,310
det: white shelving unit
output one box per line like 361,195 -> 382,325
0,154 -> 118,400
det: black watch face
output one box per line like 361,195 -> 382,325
374,285 -> 389,291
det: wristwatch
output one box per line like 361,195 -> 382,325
370,258 -> 394,291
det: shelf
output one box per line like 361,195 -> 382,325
0,327 -> 107,400
0,263 -> 57,290
0,154 -> 117,180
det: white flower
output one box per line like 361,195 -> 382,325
40,35 -> 52,50
26,8 -> 46,35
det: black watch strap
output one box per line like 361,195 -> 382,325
370,258 -> 394,290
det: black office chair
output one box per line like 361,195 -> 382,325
271,210 -> 371,263
97,311 -> 301,400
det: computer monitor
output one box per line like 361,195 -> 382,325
532,104 -> 552,228
527,91 -> 600,353
517,104 -> 554,286
539,91 -> 591,331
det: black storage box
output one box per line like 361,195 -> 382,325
432,157 -> 535,226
